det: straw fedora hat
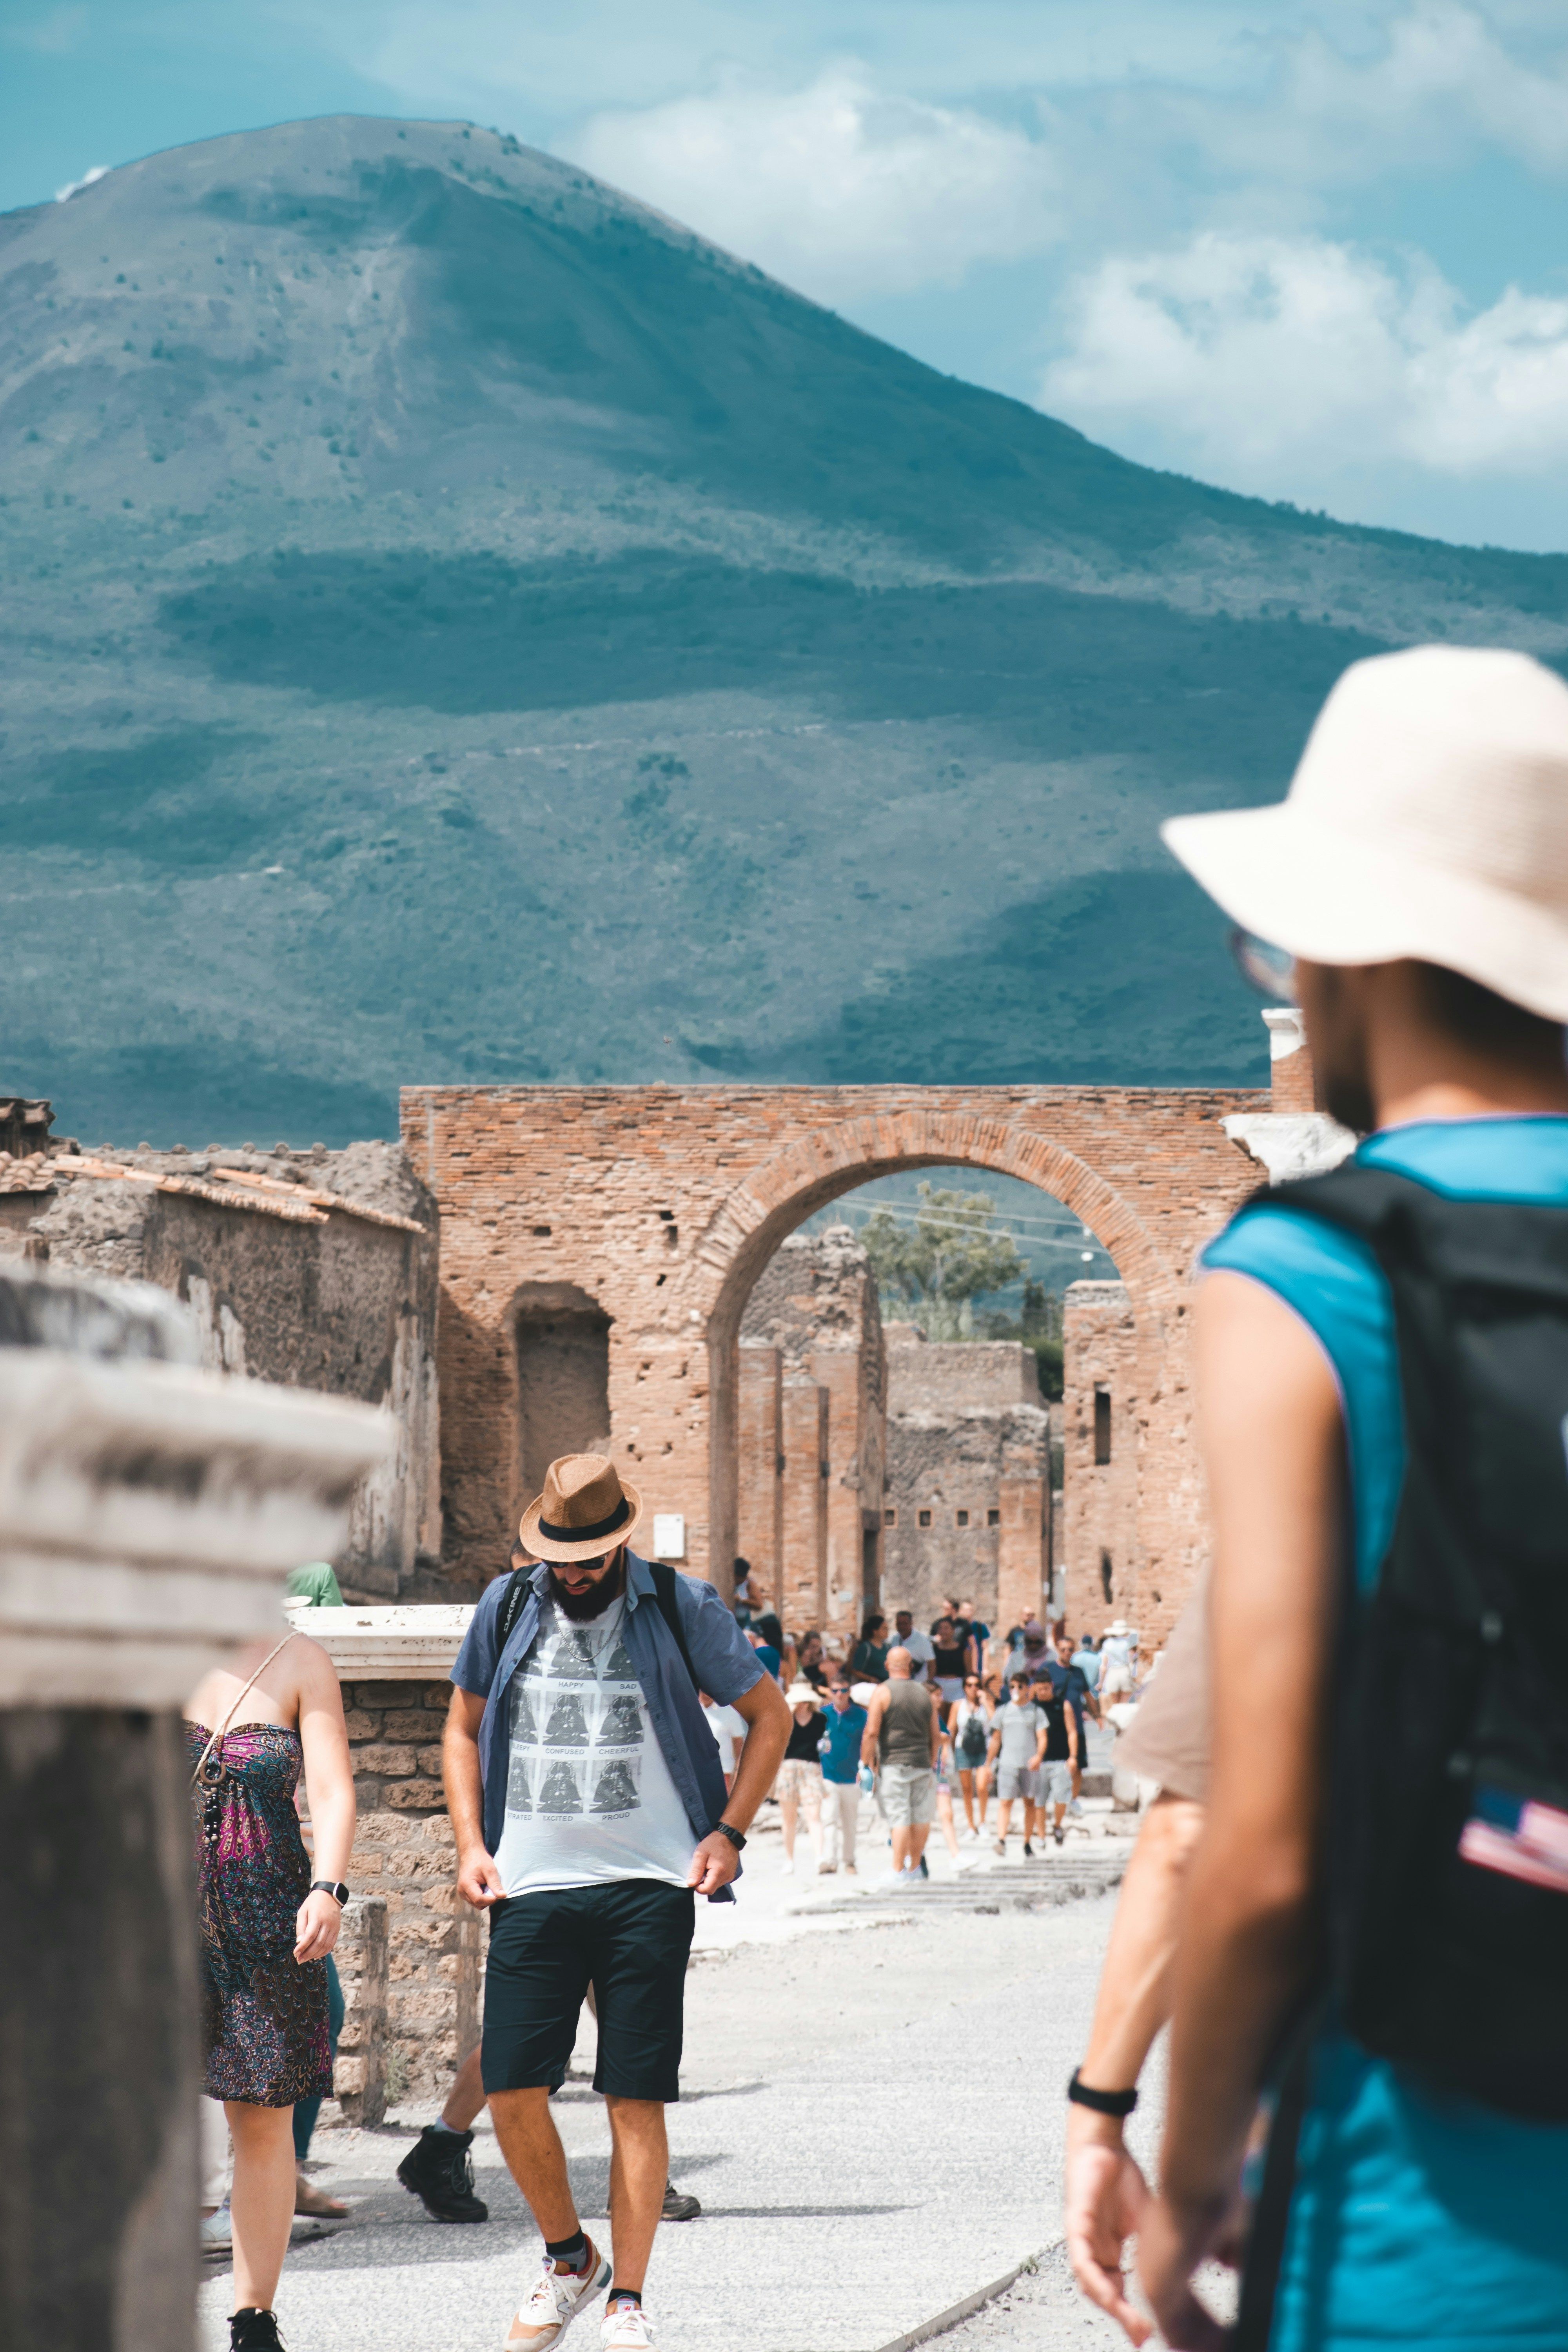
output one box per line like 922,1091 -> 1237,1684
1162,646 -> 1568,1021
519,1453 -> 644,1562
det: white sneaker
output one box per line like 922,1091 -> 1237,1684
200,2201 -> 232,2254
602,2303 -> 656,2349
504,2239 -> 613,2350
779,1856 -> 794,1875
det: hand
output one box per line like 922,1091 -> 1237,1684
1063,2112 -> 1152,2346
686,1831 -> 741,1896
1136,2193 -> 1232,2352
456,1843 -> 506,1909
294,1888 -> 343,1964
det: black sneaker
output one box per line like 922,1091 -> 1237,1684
917,1853 -> 929,1879
1053,1824 -> 1065,1846
1023,1841 -> 1035,1858
396,2124 -> 489,2223
661,2181 -> 701,2221
231,2312 -> 288,2352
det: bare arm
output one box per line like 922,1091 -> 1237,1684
1064,1793 -> 1205,2343
929,1690 -> 941,1766
861,1686 -> 889,1768
687,1672 -> 791,1896
1139,1274 -> 1343,2349
294,1637 -> 356,1962
444,1685 -> 505,1910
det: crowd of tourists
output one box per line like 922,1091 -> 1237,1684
185,644 -> 1568,2352
729,1587 -> 1149,1877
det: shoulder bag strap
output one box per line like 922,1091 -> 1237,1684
190,1629 -> 297,1787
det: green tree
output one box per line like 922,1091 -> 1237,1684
860,1182 -> 1026,1340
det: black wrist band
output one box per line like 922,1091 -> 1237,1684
1068,2069 -> 1138,2117
713,1822 -> 746,1850
310,1879 -> 349,1906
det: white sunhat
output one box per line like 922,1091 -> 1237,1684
1161,645 -> 1568,1021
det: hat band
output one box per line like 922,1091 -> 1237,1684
538,1495 -> 630,1545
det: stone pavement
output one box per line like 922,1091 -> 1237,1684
202,1802 -> 1151,2352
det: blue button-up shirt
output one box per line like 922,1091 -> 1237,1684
818,1702 -> 868,1784
451,1554 -> 765,1901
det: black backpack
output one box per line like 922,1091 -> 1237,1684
1276,1162 -> 1568,2118
496,1558 -> 699,1693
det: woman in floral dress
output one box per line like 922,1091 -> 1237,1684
187,1625 -> 355,2352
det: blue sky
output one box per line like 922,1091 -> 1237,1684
6,1 -> 1568,548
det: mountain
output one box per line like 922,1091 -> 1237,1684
4,115 -> 1567,1145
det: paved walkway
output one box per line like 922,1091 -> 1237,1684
201,1798 -> 1150,2352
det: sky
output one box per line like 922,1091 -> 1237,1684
5,1 -> 1568,549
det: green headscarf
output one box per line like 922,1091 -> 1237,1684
285,1561 -> 344,1608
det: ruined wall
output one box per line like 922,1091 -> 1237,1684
407,1079 -> 1270,1630
340,1676 -> 481,2097
3,1140 -> 441,1598
738,1226 -> 886,1642
882,1327 -> 1051,1635
1062,1282 -> 1143,1642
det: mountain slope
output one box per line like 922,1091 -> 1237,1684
3,115 -> 1566,1143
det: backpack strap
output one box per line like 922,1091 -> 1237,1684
496,1566 -> 532,1653
495,1558 -> 700,1693
648,1558 -> 701,1693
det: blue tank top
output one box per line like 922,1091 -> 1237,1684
1203,1118 -> 1568,2352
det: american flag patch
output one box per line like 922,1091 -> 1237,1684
1459,1787 -> 1568,1895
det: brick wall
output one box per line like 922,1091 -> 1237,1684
343,1678 -> 481,2097
779,1379 -> 829,1635
882,1329 -> 1050,1633
736,1344 -> 783,1609
1062,1283 -> 1145,1642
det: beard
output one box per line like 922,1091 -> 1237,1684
548,1553 -> 625,1622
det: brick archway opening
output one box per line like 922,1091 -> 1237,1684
697,1111 -> 1175,1634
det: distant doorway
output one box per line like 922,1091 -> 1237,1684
514,1287 -> 612,1506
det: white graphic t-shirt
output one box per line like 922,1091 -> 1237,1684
494,1591 -> 697,1897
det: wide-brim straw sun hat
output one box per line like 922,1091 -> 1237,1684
519,1452 -> 644,1562
784,1681 -> 820,1709
1161,646 -> 1568,1020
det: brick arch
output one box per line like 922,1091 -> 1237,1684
696,1110 -> 1183,1599
405,1078 -> 1265,1607
695,1109 -> 1181,1345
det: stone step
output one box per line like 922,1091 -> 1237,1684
792,1856 -> 1128,1916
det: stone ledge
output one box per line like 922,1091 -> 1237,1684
285,1601 -> 474,1681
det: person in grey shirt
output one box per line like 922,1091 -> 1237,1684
987,1669 -> 1047,1857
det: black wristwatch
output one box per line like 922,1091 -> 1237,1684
713,1823 -> 746,1852
311,1879 -> 350,1906
1067,2068 -> 1138,2117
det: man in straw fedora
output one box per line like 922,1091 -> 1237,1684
1084,646 -> 1568,2352
445,1454 -> 789,2352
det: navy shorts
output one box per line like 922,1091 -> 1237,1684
481,1879 -> 696,2104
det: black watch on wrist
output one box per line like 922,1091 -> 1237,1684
311,1879 -> 350,1906
1067,2068 -> 1138,2117
713,1823 -> 746,1852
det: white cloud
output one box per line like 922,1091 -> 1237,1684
567,67 -> 1062,302
54,163 -> 109,202
1041,232 -> 1568,499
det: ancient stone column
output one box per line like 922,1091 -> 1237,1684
0,1265 -> 387,2352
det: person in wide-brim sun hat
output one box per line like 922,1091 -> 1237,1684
1161,644 -> 1568,1016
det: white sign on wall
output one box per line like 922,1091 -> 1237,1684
652,1513 -> 686,1560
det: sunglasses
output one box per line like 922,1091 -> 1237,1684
1230,927 -> 1298,1004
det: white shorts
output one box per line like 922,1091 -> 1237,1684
879,1763 -> 936,1827
1038,1759 -> 1073,1807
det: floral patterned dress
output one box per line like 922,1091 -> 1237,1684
187,1720 -> 332,2107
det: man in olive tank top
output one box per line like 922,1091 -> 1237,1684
860,1647 -> 939,1878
